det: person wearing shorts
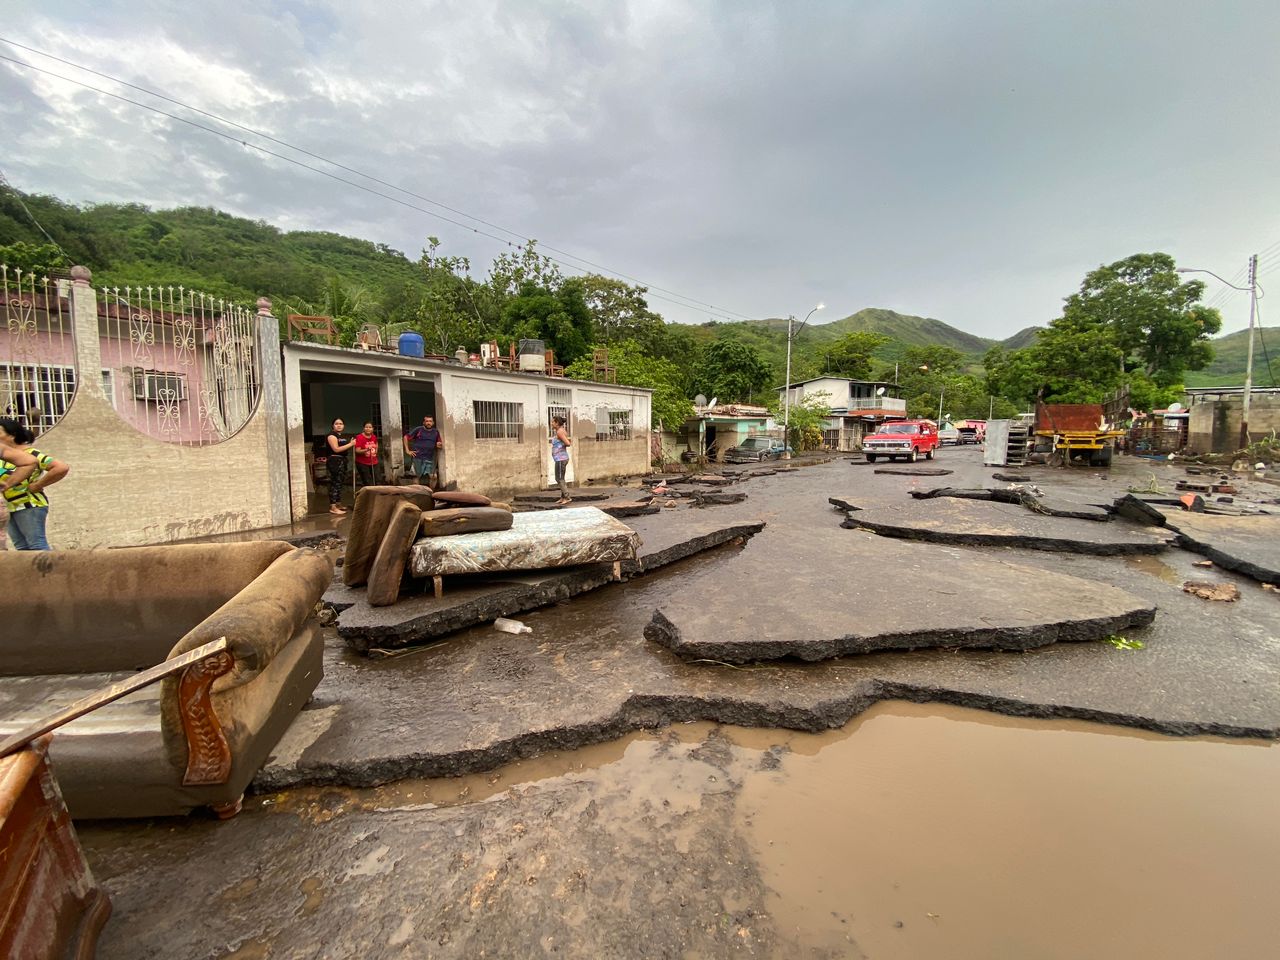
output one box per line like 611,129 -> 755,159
403,415 -> 442,486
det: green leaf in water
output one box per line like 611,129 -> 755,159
1102,635 -> 1145,651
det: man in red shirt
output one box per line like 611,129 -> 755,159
353,421 -> 381,488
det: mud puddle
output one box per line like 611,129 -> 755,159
1125,554 -> 1183,584
737,701 -> 1280,960
251,702 -> 1278,959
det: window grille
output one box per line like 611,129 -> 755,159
0,364 -> 76,432
595,406 -> 632,441
474,400 -> 524,441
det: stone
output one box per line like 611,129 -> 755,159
1182,581 -> 1241,602
688,491 -> 748,507
342,485 -> 434,587
840,498 -> 1172,555
420,507 -> 514,537
600,500 -> 661,518
366,500 -> 426,607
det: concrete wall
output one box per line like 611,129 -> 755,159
1186,395 -> 1280,453
33,278 -> 288,548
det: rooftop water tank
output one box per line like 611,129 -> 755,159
518,338 -> 546,373
398,331 -> 425,358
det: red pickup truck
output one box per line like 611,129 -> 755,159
862,420 -> 940,463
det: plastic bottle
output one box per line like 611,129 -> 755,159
494,617 -> 532,635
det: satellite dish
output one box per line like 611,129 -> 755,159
1168,402 -> 1183,412
694,394 -> 707,407
875,386 -> 886,396
708,397 -> 719,409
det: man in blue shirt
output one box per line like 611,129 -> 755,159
403,415 -> 443,486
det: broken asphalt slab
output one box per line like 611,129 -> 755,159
1158,512 -> 1280,586
873,466 -> 953,476
333,515 -> 766,652
255,459 -> 1280,792
839,497 -> 1173,555
909,486 -> 1112,522
644,526 -> 1156,663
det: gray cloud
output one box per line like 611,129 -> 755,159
4,0 -> 1278,336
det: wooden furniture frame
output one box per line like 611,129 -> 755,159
288,314 -> 338,345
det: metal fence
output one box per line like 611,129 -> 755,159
99,285 -> 262,444
1,266 -> 76,435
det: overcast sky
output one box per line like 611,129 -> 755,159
3,0 -> 1278,338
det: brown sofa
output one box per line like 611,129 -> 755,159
0,541 -> 331,819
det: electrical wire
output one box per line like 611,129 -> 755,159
0,166 -> 69,260
0,40 -> 762,323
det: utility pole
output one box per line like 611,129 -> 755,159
782,303 -> 823,459
1241,253 -> 1259,450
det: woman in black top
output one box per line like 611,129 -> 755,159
326,418 -> 356,514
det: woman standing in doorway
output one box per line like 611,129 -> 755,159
326,418 -> 356,515
353,421 -> 381,488
550,415 -> 572,505
0,417 -> 69,550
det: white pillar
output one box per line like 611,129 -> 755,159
256,298 -> 292,526
379,374 -> 404,482
281,346 -> 310,520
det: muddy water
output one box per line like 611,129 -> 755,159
734,701 -> 1280,960
255,702 -> 1279,959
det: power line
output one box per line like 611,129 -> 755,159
0,165 -> 69,260
0,40 -> 762,323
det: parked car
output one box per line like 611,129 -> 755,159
862,420 -> 940,462
938,423 -> 961,445
725,437 -> 788,463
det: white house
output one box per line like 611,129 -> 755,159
777,377 -> 907,451
282,341 -> 653,516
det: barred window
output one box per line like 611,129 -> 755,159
595,407 -> 632,441
474,400 -> 524,441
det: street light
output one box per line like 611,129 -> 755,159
1177,259 -> 1258,448
782,302 -> 824,459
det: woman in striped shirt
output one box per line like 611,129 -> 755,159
0,417 -> 70,550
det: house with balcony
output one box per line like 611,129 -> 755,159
776,377 -> 907,451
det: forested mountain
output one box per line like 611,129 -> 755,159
1183,325 -> 1279,387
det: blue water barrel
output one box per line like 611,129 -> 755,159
398,331 -> 425,358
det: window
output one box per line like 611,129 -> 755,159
1,363 -> 76,431
596,408 -> 632,441
101,369 -> 117,410
474,400 -> 523,441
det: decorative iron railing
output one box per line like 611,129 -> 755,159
99,285 -> 262,445
1,265 -> 76,435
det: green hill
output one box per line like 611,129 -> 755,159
1183,326 -> 1280,388
1000,326 -> 1042,350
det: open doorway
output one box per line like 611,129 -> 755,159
546,385 -> 574,488
399,381 -> 440,484
300,371 -> 386,514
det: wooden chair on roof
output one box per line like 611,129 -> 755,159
483,341 -> 514,370
591,347 -> 617,384
288,314 -> 338,345
545,350 -> 565,378
355,323 -> 388,352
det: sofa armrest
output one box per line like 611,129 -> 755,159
160,548 -> 332,786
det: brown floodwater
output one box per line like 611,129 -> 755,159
734,701 -> 1280,960
254,702 -> 1280,959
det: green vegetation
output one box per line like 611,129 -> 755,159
5,189 -> 1256,432
985,253 -> 1223,410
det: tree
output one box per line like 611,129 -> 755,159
984,252 -> 1222,409
698,338 -> 772,403
0,241 -> 68,277
564,340 -> 693,429
821,331 -> 889,379
581,275 -> 665,351
500,277 -> 594,366
1064,253 -> 1221,386
769,390 -> 831,451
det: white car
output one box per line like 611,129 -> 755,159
937,424 -> 961,445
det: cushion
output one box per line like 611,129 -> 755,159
420,507 -> 514,537
366,501 -> 425,607
344,485 -> 434,586
431,491 -> 491,508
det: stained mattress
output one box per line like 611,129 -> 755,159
408,507 -> 640,577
